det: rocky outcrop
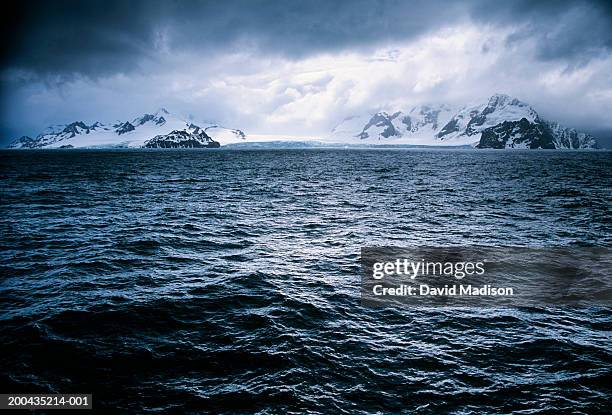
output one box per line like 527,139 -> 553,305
477,118 -> 556,149
143,130 -> 220,148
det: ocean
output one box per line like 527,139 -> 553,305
0,149 -> 610,413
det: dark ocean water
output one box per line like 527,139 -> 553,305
0,149 -> 611,414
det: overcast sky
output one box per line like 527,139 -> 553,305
1,0 -> 612,144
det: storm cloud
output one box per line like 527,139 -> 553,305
1,0 -> 612,144
3,0 -> 611,77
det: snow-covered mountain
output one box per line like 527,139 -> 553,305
330,94 -> 597,149
331,104 -> 453,142
8,108 -> 246,149
7,95 -> 599,149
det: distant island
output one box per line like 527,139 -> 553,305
330,94 -> 597,149
8,108 -> 242,149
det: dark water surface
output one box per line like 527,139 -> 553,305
0,149 -> 611,414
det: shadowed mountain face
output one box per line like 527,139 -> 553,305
357,112 -> 403,139
332,94 -> 598,149
144,130 -> 220,148
477,119 -> 556,149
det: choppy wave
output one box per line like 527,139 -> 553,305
0,149 -> 611,413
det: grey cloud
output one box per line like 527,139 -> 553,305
497,1 -> 612,66
3,0 -> 610,79
1,0 -> 464,78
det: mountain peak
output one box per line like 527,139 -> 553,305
132,109 -> 171,127
115,121 -> 136,135
489,93 -> 511,100
486,93 -> 526,108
